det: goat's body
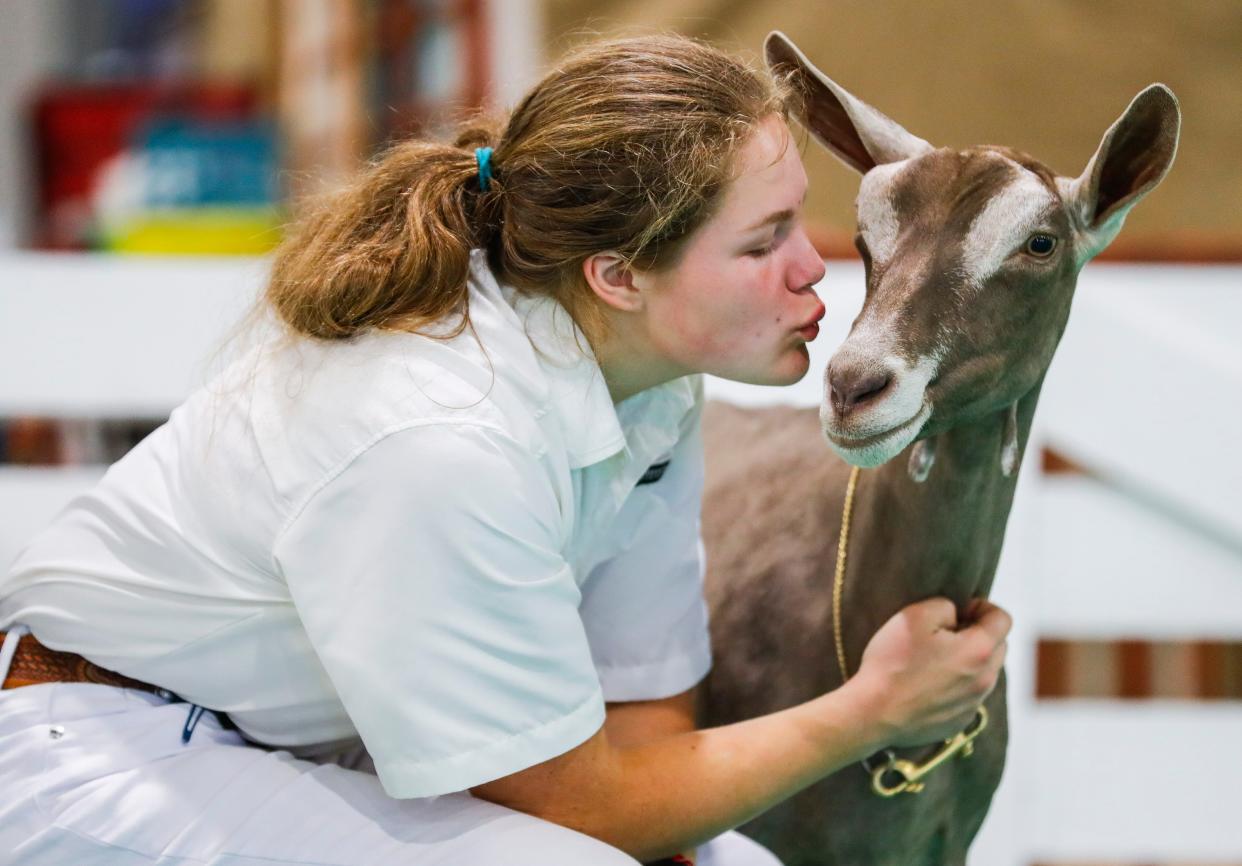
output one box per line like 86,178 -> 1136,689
698,34 -> 1178,863
699,399 -> 1020,865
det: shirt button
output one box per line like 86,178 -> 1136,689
533,407 -> 548,419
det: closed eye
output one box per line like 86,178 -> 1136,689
745,221 -> 792,259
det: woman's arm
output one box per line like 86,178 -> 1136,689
470,597 -> 1010,862
603,686 -> 698,747
470,675 -> 886,862
605,687 -> 701,866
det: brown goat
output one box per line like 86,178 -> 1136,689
696,32 -> 1181,866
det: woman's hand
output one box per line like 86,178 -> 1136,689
853,597 -> 1011,748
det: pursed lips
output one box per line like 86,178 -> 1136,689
795,302 -> 826,332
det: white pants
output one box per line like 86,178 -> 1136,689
0,682 -> 783,866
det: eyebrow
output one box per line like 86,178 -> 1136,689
743,209 -> 795,233
741,190 -> 809,233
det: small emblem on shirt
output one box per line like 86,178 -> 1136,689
636,459 -> 671,486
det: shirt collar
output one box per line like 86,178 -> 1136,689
469,250 -> 696,470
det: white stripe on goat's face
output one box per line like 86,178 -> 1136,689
856,159 -> 911,266
961,162 -> 1060,286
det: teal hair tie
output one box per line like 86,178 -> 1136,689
475,147 -> 494,192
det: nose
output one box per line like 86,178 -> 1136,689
828,361 -> 892,415
788,226 -> 826,290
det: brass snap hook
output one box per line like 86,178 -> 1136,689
870,706 -> 989,797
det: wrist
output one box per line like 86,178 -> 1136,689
834,673 -> 896,756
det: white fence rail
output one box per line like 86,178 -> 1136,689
1040,263 -> 1242,544
1025,703 -> 1242,859
0,253 -> 262,415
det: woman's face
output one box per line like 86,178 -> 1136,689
637,114 -> 827,386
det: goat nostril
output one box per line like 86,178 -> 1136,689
858,372 -> 891,404
830,369 -> 892,413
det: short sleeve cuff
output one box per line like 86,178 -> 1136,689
374,687 -> 607,799
594,638 -> 712,702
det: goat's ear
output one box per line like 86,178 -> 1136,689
1064,84 -> 1181,258
764,31 -> 932,174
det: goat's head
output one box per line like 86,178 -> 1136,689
765,32 -> 1181,469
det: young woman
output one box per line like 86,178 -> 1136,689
0,34 -> 1010,866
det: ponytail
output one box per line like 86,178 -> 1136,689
266,120 -> 502,340
265,34 -> 794,348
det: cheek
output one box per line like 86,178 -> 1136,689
665,297 -> 765,359
653,256 -> 786,360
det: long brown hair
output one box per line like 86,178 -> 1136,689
265,34 -> 796,347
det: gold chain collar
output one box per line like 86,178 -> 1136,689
832,465 -> 989,797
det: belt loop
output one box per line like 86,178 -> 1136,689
181,704 -> 206,744
0,625 -> 30,687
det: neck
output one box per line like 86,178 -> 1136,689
594,316 -> 687,404
839,380 -> 1044,670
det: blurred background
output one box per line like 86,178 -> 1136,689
0,2 -> 1239,865
2,0 -> 1239,256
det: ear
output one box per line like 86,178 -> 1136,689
1063,84 -> 1181,260
764,30 -> 933,174
582,252 -> 646,313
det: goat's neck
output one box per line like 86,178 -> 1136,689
840,380 -> 1043,658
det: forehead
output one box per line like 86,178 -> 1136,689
856,148 -> 1063,274
711,116 -> 807,225
863,149 -> 1059,219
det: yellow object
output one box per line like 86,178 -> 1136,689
832,464 -> 861,686
831,463 -> 988,797
870,706 -> 989,797
101,208 -> 283,255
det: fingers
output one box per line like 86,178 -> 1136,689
973,601 -> 1013,644
959,601 -> 1010,701
905,596 -> 1011,638
908,596 -> 959,631
978,638 -> 1008,698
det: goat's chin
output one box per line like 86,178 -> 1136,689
820,402 -> 932,468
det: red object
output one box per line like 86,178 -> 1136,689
3,418 -> 62,466
30,82 -> 258,249
374,0 -> 489,140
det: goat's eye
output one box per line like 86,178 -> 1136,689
1025,234 -> 1057,257
854,233 -> 872,264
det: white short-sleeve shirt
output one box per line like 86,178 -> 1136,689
0,250 -> 711,799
